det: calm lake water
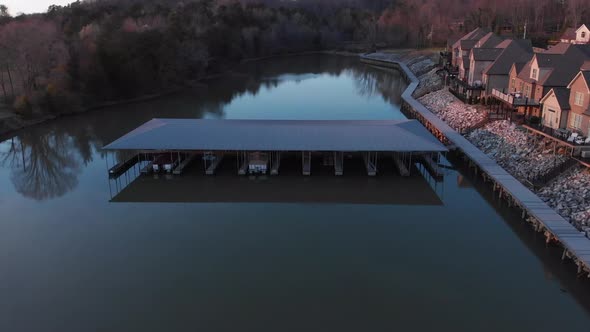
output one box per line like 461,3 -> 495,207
1,55 -> 590,331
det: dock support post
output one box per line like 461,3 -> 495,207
270,151 -> 280,175
302,151 -> 311,176
238,151 -> 248,175
334,152 -> 343,176
363,151 -> 377,176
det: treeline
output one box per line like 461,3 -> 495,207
0,0 -> 588,115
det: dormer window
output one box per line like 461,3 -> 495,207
532,68 -> 538,80
582,32 -> 587,39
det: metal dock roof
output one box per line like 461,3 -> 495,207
103,119 -> 448,152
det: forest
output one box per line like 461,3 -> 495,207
0,0 -> 588,115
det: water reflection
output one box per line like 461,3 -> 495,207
0,55 -> 406,201
1,128 -> 84,201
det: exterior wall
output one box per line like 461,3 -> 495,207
516,80 -> 535,99
508,68 -> 518,92
459,60 -> 467,80
485,75 -> 508,96
452,47 -> 460,67
567,76 -> 590,135
469,60 -> 493,86
530,57 -> 539,80
566,112 -> 590,135
576,25 -> 590,44
534,84 -> 544,100
468,55 -> 475,83
569,76 -> 590,115
541,94 -> 565,129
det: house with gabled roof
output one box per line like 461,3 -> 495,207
451,28 -> 489,69
468,47 -> 504,86
495,43 -> 590,118
577,25 -> 590,44
482,39 -> 533,97
540,88 -> 570,129
561,28 -> 577,44
560,24 -> 589,44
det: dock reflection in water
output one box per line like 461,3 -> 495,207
108,153 -> 446,205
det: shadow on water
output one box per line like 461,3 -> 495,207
448,153 -> 590,313
109,154 -> 443,205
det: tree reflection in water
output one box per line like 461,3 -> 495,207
1,128 -> 83,201
351,66 -> 405,105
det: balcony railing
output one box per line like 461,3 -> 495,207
492,89 -> 540,107
452,77 -> 485,90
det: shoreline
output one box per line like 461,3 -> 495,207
0,49 -> 365,139
361,53 -> 590,277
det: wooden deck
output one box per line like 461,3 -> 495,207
361,54 -> 590,275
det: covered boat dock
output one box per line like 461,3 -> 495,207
103,119 -> 448,177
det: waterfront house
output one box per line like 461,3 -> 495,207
449,29 -> 506,100
540,88 -> 570,129
482,39 -> 533,98
451,28 -> 489,69
497,43 -> 590,118
461,47 -> 504,99
560,24 -> 590,44
565,64 -> 590,135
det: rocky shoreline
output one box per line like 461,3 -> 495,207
416,85 -> 589,237
539,170 -> 590,236
418,90 -> 486,132
467,121 -> 568,183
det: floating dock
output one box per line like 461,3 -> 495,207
108,154 -> 145,178
173,154 -> 197,175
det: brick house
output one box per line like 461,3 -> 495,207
540,88 -> 570,129
482,39 -> 532,98
503,43 -> 590,117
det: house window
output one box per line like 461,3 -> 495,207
532,68 -> 537,80
571,113 -> 583,129
510,78 -> 515,91
575,92 -> 585,106
583,32 -> 587,39
524,85 -> 531,97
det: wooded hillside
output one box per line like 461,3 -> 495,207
0,0 -> 587,114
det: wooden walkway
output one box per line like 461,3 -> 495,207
361,54 -> 590,275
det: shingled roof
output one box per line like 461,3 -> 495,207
516,43 -> 590,87
453,27 -> 490,49
462,56 -> 470,69
541,45 -> 590,86
472,48 -> 504,61
460,39 -> 478,50
541,88 -> 571,110
484,40 -> 533,76
476,32 -> 504,48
